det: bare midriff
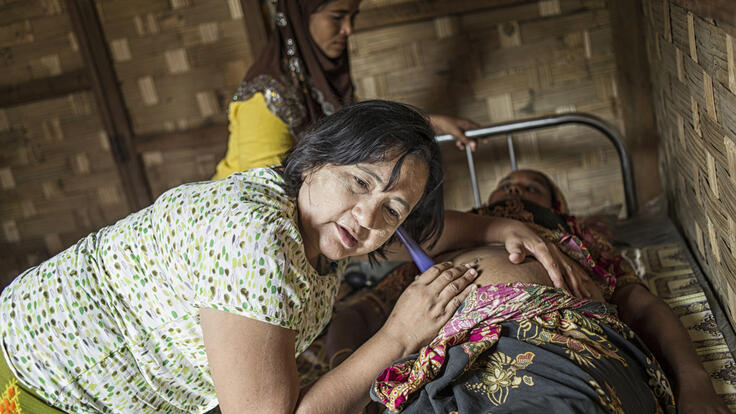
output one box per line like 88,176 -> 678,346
437,245 -> 605,302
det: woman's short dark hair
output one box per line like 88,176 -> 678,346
281,99 -> 444,261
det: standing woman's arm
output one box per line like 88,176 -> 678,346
201,262 -> 479,414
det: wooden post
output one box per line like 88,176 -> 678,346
609,0 -> 662,205
354,0 -> 520,31
0,70 -> 89,108
669,0 -> 736,28
65,0 -> 152,210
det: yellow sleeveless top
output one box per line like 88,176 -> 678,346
212,92 -> 294,180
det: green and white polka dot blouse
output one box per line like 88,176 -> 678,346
0,168 -> 345,413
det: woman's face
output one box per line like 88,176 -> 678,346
309,0 -> 360,59
487,170 -> 554,208
298,155 -> 429,264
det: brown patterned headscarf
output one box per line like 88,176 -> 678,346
239,0 -> 354,136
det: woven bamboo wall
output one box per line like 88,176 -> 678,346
354,0 -> 626,215
0,1 -> 130,283
644,0 -> 736,329
95,0 -> 252,196
0,0 -> 84,87
0,91 -> 130,284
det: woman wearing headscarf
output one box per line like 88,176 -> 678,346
212,0 -> 476,180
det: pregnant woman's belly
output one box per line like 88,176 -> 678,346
437,245 -> 605,302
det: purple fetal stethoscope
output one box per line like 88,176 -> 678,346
395,226 -> 435,273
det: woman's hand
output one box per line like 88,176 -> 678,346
428,114 -> 479,151
380,262 -> 478,354
499,218 -> 592,298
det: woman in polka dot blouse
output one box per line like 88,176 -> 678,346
0,100 -> 587,413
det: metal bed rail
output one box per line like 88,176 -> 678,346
434,112 -> 638,217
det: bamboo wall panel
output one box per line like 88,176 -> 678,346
644,0 -> 736,329
0,92 -> 130,284
352,0 -> 626,215
95,0 -> 253,196
0,0 -> 84,88
96,0 -> 252,133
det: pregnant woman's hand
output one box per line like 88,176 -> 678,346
498,218 -> 591,298
380,262 -> 478,355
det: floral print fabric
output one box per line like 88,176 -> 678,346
0,168 -> 344,413
372,283 -> 589,410
371,283 -> 676,413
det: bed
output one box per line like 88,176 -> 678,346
294,112 -> 736,412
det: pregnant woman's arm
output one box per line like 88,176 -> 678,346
612,284 -> 728,414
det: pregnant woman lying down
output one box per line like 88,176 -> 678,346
326,170 -> 727,414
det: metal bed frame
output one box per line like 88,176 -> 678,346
434,112 -> 638,217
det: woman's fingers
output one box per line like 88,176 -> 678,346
435,265 -> 477,298
548,244 -> 593,298
522,239 -> 570,293
384,263 -> 479,351
535,242 -> 595,299
428,264 -> 475,292
509,237 -> 593,299
428,114 -> 477,151
551,246 -> 586,297
415,261 -> 454,285
433,265 -> 478,318
561,251 -> 592,298
454,119 -> 479,151
504,238 -> 527,264
444,281 -> 476,316
505,230 -> 566,287
424,264 -> 479,317
502,223 -> 593,298
447,125 -> 473,151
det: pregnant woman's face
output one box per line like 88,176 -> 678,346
309,0 -> 361,58
487,170 -> 554,209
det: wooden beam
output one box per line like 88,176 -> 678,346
240,0 -> 269,59
134,123 -> 227,153
0,70 -> 90,108
669,0 -> 736,28
354,0 -> 533,32
65,0 -> 152,210
609,0 -> 661,204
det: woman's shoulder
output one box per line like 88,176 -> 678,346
154,168 -> 295,226
212,168 -> 296,221
231,74 -> 307,131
